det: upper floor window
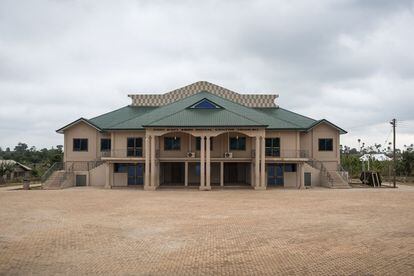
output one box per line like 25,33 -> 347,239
73,138 -> 88,152
127,138 -> 143,157
265,138 -> 280,157
229,137 -> 246,151
196,137 -> 213,151
319,138 -> 333,151
164,137 -> 181,151
100,138 -> 111,152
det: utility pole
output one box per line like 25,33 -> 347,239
390,118 -> 397,188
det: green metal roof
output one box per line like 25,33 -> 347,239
145,109 -> 266,127
57,90 -> 346,134
254,107 -> 317,129
88,106 -> 156,129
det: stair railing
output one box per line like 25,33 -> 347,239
41,162 -> 63,183
337,164 -> 349,183
306,159 -> 334,187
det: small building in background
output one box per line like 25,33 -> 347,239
359,154 -> 391,162
0,160 -> 32,181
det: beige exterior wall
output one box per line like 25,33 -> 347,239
157,132 -> 253,159
89,163 -> 106,186
113,173 -> 128,187
284,171 -> 298,188
60,120 -> 342,189
303,163 -> 321,187
300,123 -> 340,170
112,131 -> 146,158
64,122 -> 109,163
266,131 -> 300,157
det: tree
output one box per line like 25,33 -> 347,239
0,161 -> 15,184
397,150 -> 414,177
341,154 -> 362,178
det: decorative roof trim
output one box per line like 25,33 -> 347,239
56,118 -> 102,134
128,81 -> 278,108
306,119 -> 347,134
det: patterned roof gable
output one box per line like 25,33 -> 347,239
128,81 -> 278,108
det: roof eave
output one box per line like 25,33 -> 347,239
56,118 -> 102,134
306,119 -> 347,134
142,124 -> 268,128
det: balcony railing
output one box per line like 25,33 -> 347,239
101,149 -> 309,159
101,149 -> 143,158
265,149 -> 309,158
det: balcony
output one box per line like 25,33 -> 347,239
265,149 -> 309,159
100,149 -> 144,160
101,148 -> 309,161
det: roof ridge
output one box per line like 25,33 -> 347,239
105,107 -> 157,129
112,92 -> 210,128
256,109 -> 304,128
220,98 -> 301,128
278,107 -> 317,122
197,91 -> 278,125
89,105 -> 132,121
143,107 -> 194,126
143,91 -> 268,127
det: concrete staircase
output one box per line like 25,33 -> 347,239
327,170 -> 350,189
43,170 -> 74,190
306,159 -> 350,189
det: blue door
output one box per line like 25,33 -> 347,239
128,164 -> 144,185
267,164 -> 284,186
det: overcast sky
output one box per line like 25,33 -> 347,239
0,0 -> 413,150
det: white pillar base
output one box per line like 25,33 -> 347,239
199,186 -> 211,191
144,185 -> 157,191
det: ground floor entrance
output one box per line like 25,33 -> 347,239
224,162 -> 251,186
160,162 -> 185,186
114,163 -> 144,186
159,161 -> 251,187
266,163 -> 298,187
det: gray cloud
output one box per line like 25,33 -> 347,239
0,0 -> 413,150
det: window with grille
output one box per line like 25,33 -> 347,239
318,138 -> 333,151
127,138 -> 143,157
265,138 -> 280,157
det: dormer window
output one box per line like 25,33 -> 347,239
190,99 -> 221,109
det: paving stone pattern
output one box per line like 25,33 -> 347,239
0,186 -> 413,275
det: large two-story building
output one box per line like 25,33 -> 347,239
47,81 -> 348,190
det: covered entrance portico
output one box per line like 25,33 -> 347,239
142,128 -> 267,190
223,162 -> 251,186
159,162 -> 185,186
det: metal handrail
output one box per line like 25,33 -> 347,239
41,161 -> 104,184
41,162 -> 63,183
337,165 -> 349,183
306,159 -> 334,187
100,148 -> 309,159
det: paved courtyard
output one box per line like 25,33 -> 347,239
0,186 -> 413,275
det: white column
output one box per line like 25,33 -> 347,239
105,162 -> 112,189
299,163 -> 304,189
110,132 -> 115,157
185,161 -> 188,186
296,132 -> 300,158
261,136 -> 266,188
144,136 -> 150,188
200,136 -> 205,189
150,135 -> 156,189
255,136 -> 260,189
206,136 -> 211,189
220,161 -> 224,187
